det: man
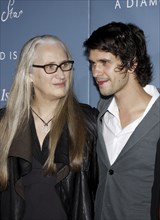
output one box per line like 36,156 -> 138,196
83,22 -> 160,220
151,138 -> 160,220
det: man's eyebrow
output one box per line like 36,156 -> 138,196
89,58 -> 111,63
88,59 -> 94,63
99,58 -> 111,62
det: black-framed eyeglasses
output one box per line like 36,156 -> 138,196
32,60 -> 74,74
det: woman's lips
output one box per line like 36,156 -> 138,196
53,82 -> 65,87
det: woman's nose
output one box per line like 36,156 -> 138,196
54,68 -> 65,79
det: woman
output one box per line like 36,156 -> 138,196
151,138 -> 160,220
0,35 -> 98,220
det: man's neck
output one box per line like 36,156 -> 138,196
114,84 -> 152,128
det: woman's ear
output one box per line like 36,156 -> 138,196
29,73 -> 34,82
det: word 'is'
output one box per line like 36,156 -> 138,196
0,89 -> 9,101
0,51 -> 17,60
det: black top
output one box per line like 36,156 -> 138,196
22,118 -> 67,220
0,104 -> 98,220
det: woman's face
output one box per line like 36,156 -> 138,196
30,43 -> 72,102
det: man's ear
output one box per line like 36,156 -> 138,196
129,58 -> 138,73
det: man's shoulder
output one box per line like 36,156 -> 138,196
97,95 -> 113,111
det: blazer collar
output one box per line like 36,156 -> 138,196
98,96 -> 113,121
97,96 -> 160,167
117,97 -> 160,159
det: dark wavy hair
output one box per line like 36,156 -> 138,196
83,22 -> 152,86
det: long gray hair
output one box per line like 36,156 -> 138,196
0,35 -> 85,189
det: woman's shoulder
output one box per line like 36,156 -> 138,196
0,108 -> 6,119
79,103 -> 98,133
79,103 -> 99,118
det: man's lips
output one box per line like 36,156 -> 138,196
96,79 -> 109,86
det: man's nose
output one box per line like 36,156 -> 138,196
92,63 -> 103,77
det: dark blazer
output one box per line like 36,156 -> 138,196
0,104 -> 98,220
151,138 -> 160,220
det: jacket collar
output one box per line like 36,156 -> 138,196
8,118 -> 70,183
8,121 -> 32,163
97,96 -> 160,167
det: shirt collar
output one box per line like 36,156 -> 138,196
143,84 -> 160,100
107,84 -> 159,118
107,97 -> 119,119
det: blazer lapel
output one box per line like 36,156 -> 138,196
115,97 -> 160,161
97,96 -> 160,167
97,97 -> 113,167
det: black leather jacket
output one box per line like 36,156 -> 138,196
0,104 -> 98,220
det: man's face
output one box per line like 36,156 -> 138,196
89,49 -> 130,97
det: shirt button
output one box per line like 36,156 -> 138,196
109,169 -> 114,175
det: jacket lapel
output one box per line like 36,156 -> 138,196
97,97 -> 113,167
116,97 -> 160,160
97,96 -> 160,167
8,122 -> 32,163
8,121 -> 32,199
